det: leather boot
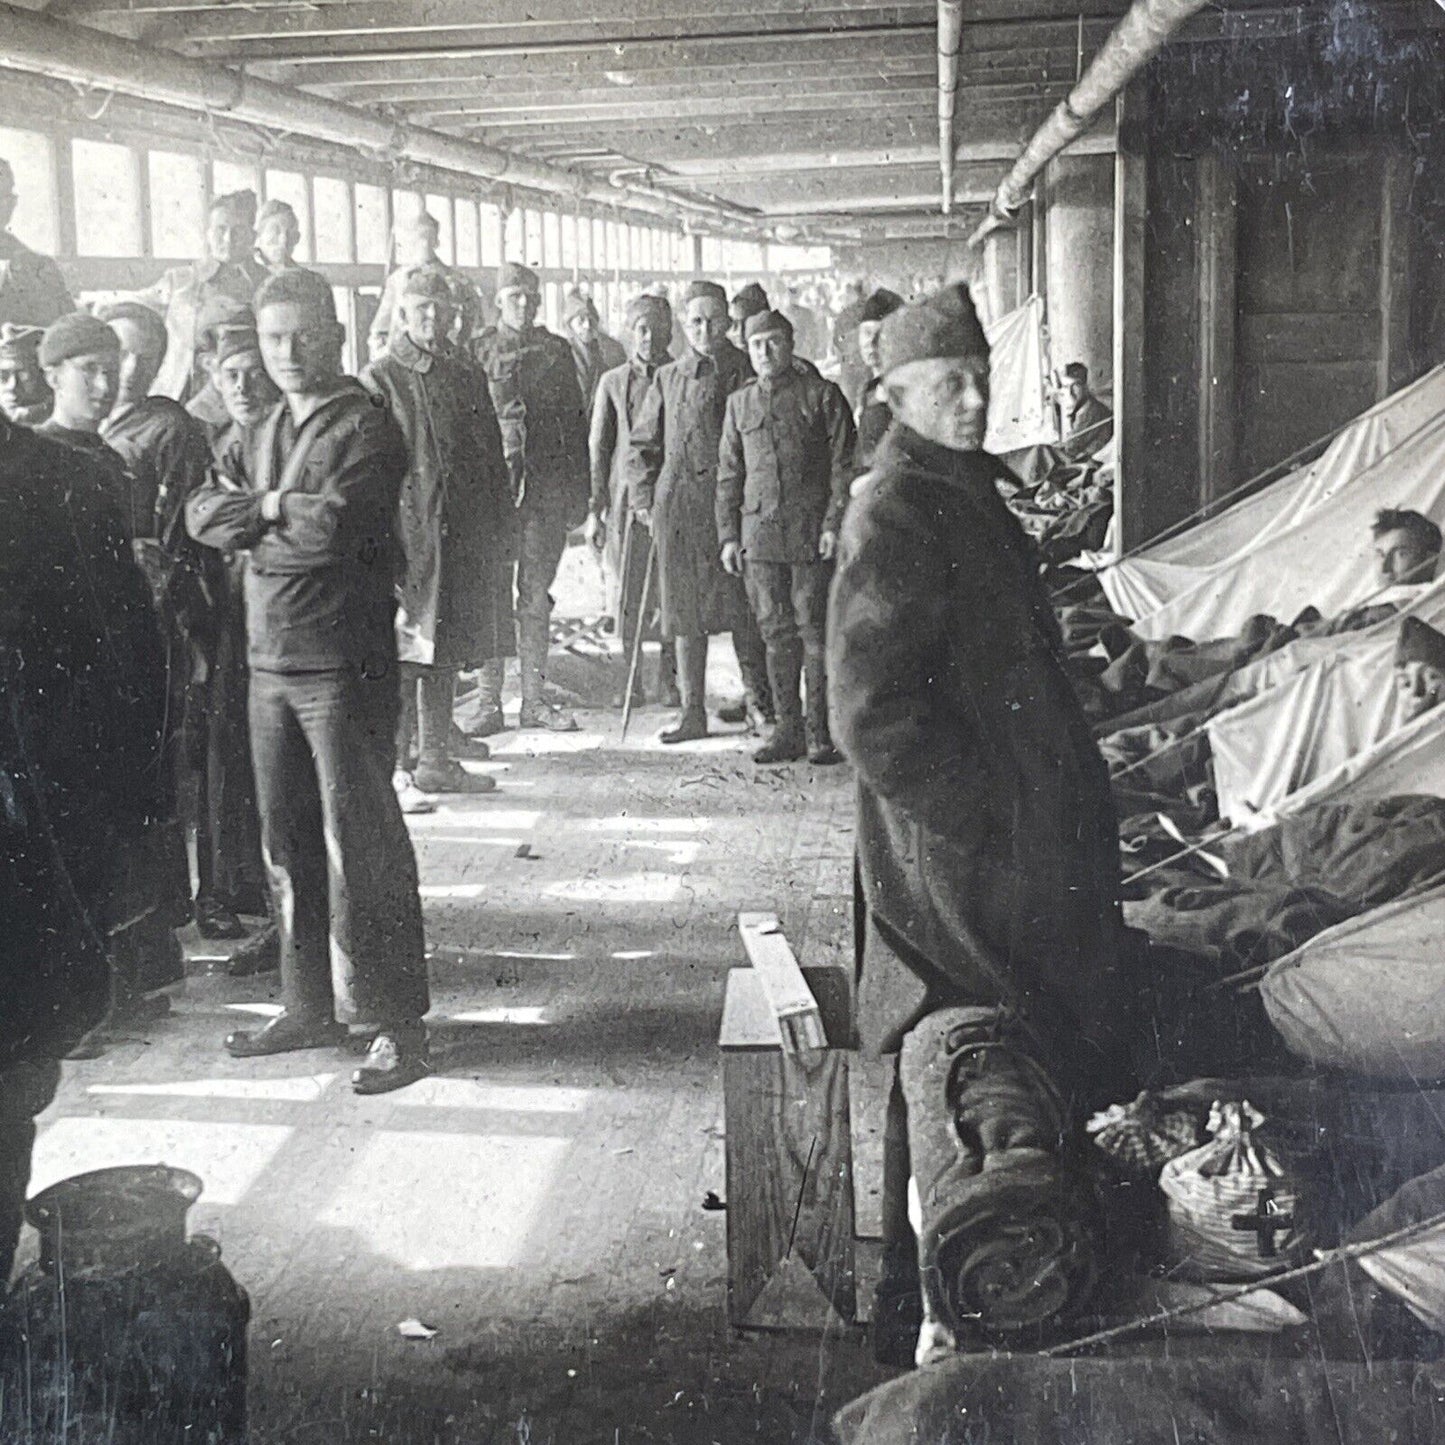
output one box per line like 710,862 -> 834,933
804,655 -> 842,765
753,639 -> 805,764
517,616 -> 578,731
465,658 -> 508,737
661,635 -> 709,743
730,620 -> 774,728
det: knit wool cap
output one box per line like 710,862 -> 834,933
743,309 -> 792,343
879,282 -> 990,374
625,293 -> 672,330
210,189 -> 257,223
562,292 -> 599,326
96,300 -> 169,358
398,265 -> 453,304
731,282 -> 770,319
39,312 -> 120,368
0,323 -> 44,362
859,287 -> 905,325
1395,616 -> 1445,674
496,261 -> 540,296
683,279 -> 728,309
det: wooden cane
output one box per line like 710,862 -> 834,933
619,537 -> 657,742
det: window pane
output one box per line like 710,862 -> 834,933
504,207 -> 523,261
0,127 -> 57,253
147,151 -> 204,259
543,279 -> 559,332
333,285 -> 355,371
212,159 -> 259,204
576,215 -> 591,269
354,182 -> 388,264
593,218 -> 607,269
701,237 -> 724,273
560,213 -> 576,270
425,194 -> 453,264
479,202 -> 503,267
73,139 -> 140,257
543,211 -> 560,269
313,175 -> 351,263
523,208 -> 542,266
455,200 -> 479,268
265,169 -> 312,261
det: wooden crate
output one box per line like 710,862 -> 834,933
719,965 -> 857,1331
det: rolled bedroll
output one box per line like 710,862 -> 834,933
1094,365 -> 1445,624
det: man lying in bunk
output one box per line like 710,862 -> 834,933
1077,508 -> 1443,723
1109,613 -> 1445,861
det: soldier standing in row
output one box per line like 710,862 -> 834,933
627,279 -> 772,744
362,266 -> 513,807
469,261 -> 591,734
717,309 -> 854,765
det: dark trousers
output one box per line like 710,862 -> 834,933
744,558 -> 832,731
249,667 -> 429,1030
480,504 -> 571,707
397,663 -> 455,769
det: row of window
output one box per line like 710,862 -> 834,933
2,125 -> 704,275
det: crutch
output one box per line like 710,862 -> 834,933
619,536 -> 657,742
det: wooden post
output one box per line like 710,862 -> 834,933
1196,150 -> 1237,508
1379,149 -> 1412,398
1113,83 -> 1149,552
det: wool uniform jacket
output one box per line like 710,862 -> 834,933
473,322 -> 590,525
716,360 -> 856,563
626,343 -> 754,638
570,331 -> 628,414
827,424 -> 1136,1102
185,382 -> 407,677
361,335 -> 515,669
589,353 -> 669,589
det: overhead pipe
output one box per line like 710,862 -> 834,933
967,0 -> 1210,245
0,3 -> 764,234
937,0 -> 964,214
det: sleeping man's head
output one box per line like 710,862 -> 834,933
1373,508 -> 1443,588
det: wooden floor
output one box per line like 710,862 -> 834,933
26,688 -> 895,1443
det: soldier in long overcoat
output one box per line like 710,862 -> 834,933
362,267 -> 513,797
626,279 -> 771,743
827,284 -> 1137,1340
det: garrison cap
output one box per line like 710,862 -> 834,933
210,188 -> 257,223
859,288 -> 905,324
879,282 -> 989,375
683,279 -> 728,309
398,265 -> 454,304
0,323 -> 45,362
731,282 -> 770,319
210,321 -> 262,366
96,300 -> 169,359
743,309 -> 792,343
39,312 -> 120,368
496,261 -> 540,296
1396,616 -> 1445,674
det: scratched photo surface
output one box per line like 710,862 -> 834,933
3,1 -> 1445,1441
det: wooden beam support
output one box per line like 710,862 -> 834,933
1196,149 -> 1236,507
737,913 -> 827,1055
1379,148 -> 1412,398
1112,81 -> 1148,553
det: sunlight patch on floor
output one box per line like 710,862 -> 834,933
31,1117 -> 294,1206
408,808 -> 545,831
314,1131 -> 571,1270
87,1075 -> 338,1103
448,1006 -> 550,1025
543,871 -> 683,903
420,884 -> 487,899
580,817 -> 709,833
390,1080 -> 592,1113
487,732 -> 605,756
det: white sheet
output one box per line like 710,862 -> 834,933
983,295 -> 1059,456
1091,365 -> 1445,617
